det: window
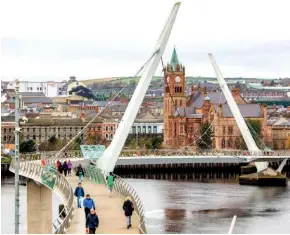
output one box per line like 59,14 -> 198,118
180,124 -> 183,134
8,128 -> 11,133
223,126 -> 226,135
228,138 -> 233,148
153,126 -> 157,134
3,128 -> 6,133
180,100 -> 182,106
221,138 -> 226,148
39,135 -> 41,140
58,127 -> 60,132
70,127 -> 72,131
105,133 -> 109,140
106,126 -> 108,131
110,134 -> 113,139
137,126 -> 141,133
4,136 -> 7,141
132,126 -> 136,134
39,128 -> 41,132
27,128 -> 30,132
45,128 -> 47,132
110,126 -> 114,131
40,87 -> 42,91
228,126 -> 233,135
142,126 -> 146,134
148,126 -> 152,133
63,127 -> 66,131
33,135 -> 36,140
97,126 -> 101,131
33,128 -> 35,132
53,128 -> 56,132
37,87 -> 39,91
165,86 -> 169,93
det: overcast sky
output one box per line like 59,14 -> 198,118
1,0 -> 290,81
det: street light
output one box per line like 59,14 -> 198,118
14,79 -> 20,234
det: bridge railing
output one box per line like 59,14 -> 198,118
83,166 -> 147,234
9,159 -> 74,234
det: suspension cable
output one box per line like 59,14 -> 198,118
49,50 -> 158,162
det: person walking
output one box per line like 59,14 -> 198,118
74,182 -> 85,208
63,161 -> 68,177
83,194 -> 95,221
123,196 -> 134,229
106,172 -> 115,198
76,164 -> 84,182
68,160 -> 73,176
86,208 -> 99,234
56,160 -> 60,170
58,162 -> 63,175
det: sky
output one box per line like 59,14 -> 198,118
1,0 -> 290,81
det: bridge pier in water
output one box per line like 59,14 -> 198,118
27,179 -> 52,234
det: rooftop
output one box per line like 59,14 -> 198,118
213,104 -> 263,118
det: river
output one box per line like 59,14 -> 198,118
1,176 -> 290,234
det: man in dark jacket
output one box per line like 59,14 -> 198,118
86,208 -> 99,234
123,197 -> 134,229
74,182 -> 85,208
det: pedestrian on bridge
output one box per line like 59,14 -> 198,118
74,182 -> 85,208
123,196 -> 134,229
86,208 -> 99,234
83,193 -> 96,221
76,164 -> 84,182
68,160 -> 73,176
63,161 -> 68,177
106,172 -> 115,197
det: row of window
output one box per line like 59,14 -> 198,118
2,128 -> 13,133
131,126 -> 158,134
165,86 -> 183,94
25,134 -> 84,140
222,126 -> 234,135
221,138 -> 233,148
24,127 -> 84,132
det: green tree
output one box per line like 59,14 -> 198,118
247,119 -> 263,148
151,136 -> 163,149
197,121 -> 213,150
20,140 -> 36,153
86,134 -> 96,145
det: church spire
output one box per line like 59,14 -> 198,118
170,46 -> 179,71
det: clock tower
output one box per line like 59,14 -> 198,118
163,47 -> 186,146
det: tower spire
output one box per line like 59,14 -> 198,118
170,46 -> 179,71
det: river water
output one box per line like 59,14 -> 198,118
1,177 -> 290,234
1,178 -> 61,234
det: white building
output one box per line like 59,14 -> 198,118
7,81 -> 67,97
130,121 -> 163,134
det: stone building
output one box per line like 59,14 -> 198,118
163,47 -> 270,150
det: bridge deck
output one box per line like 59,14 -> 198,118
67,176 -> 138,234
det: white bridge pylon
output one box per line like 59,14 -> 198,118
208,53 -> 269,173
97,2 -> 182,172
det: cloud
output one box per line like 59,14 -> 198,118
1,0 -> 290,81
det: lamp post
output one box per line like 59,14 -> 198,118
14,79 -> 20,234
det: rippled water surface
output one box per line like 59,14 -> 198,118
126,178 -> 290,234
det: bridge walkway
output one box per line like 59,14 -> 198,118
67,176 -> 138,234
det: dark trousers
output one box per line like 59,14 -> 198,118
85,208 -> 90,220
89,228 -> 96,234
64,169 -> 67,177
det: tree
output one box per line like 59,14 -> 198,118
86,134 -> 96,145
197,121 -> 213,150
20,140 -> 36,153
247,119 -> 263,149
151,136 -> 163,149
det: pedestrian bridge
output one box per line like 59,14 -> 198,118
9,159 -> 146,234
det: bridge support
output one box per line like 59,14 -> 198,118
27,180 -> 52,234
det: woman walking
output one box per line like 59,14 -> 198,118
122,196 -> 134,229
63,161 -> 68,177
68,160 -> 73,176
76,164 -> 84,182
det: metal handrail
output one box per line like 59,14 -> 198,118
83,166 -> 147,234
9,159 -> 74,234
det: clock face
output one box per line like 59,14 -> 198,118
166,76 -> 170,83
175,76 -> 181,82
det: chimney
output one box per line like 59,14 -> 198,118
261,103 -> 267,118
218,103 -> 223,117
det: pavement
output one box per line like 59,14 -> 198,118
67,176 -> 139,234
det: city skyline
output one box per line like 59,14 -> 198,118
2,0 -> 290,81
